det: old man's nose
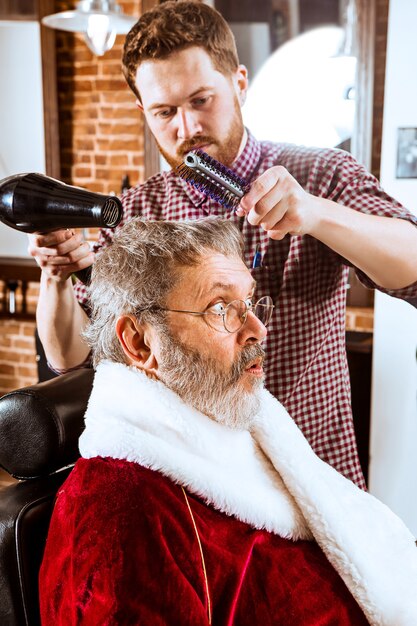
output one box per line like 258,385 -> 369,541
238,310 -> 267,345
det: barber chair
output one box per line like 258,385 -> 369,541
0,368 -> 94,626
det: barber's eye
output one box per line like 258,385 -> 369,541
245,298 -> 253,309
157,109 -> 174,119
193,96 -> 210,106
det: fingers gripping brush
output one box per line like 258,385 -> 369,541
0,172 -> 123,283
177,150 -> 250,210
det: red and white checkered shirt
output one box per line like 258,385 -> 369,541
74,132 -> 417,489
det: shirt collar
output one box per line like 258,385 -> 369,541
177,129 -> 262,209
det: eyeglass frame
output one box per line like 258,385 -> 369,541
135,295 -> 274,334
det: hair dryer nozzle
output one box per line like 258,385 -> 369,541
0,173 -> 123,234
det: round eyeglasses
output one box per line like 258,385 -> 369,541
139,295 -> 274,334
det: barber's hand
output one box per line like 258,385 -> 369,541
27,229 -> 95,282
236,166 -> 318,240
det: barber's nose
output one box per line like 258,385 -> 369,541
238,310 -> 267,345
176,109 -> 202,140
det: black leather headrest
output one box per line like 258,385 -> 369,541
0,368 -> 94,479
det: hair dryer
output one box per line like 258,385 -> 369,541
0,172 -> 123,283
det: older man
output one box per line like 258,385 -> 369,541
29,1 -> 417,490
40,219 -> 417,626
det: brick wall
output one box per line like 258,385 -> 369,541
0,282 -> 39,394
56,0 -> 144,195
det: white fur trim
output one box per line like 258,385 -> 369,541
80,361 -> 310,540
253,390 -> 417,625
80,361 -> 417,625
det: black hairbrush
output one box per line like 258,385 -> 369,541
177,150 -> 250,210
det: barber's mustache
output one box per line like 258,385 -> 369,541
232,344 -> 266,382
178,136 -> 216,156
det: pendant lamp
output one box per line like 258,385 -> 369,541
42,0 -> 137,56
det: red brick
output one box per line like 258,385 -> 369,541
94,154 -> 108,165
108,154 -> 129,166
100,105 -> 139,119
73,167 -> 93,178
100,91 -> 133,104
108,139 -> 141,151
132,155 -> 144,166
21,325 -> 36,337
95,79 -> 127,91
74,64 -> 100,76
100,62 -> 123,77
73,108 -> 99,121
74,153 -> 92,164
0,324 -> 21,336
73,48 -> 94,64
73,79 -> 96,92
74,138 -> 95,151
12,339 -> 34,350
84,182 -> 106,193
17,365 -> 37,378
74,122 -> 97,136
96,168 -> 124,180
98,121 -> 141,135
0,380 -> 17,395
102,46 -> 125,62
96,139 -> 111,151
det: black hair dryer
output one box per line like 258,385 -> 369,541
0,172 -> 123,283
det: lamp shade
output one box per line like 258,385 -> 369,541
42,0 -> 137,55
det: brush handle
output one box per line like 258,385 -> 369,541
184,152 -> 245,198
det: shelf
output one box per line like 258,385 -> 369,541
346,306 -> 374,333
0,257 -> 40,318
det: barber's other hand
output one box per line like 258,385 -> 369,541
27,229 -> 95,282
236,166 -> 318,240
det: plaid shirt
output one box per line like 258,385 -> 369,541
74,132 -> 417,488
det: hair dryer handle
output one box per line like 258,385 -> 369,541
73,267 -> 92,285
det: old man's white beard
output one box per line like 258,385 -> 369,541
157,330 -> 265,431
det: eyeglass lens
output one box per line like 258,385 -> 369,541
224,296 -> 273,332
254,296 -> 274,327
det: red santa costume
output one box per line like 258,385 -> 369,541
40,361 -> 417,625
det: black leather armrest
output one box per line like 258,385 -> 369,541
0,369 -> 94,479
0,468 -> 73,626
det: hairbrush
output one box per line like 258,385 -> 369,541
176,150 -> 250,209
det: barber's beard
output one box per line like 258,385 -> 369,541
158,96 -> 245,169
157,328 -> 265,431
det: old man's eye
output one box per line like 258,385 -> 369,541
209,302 -> 226,316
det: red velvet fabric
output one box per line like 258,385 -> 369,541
40,457 -> 368,625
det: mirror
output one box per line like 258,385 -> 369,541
224,1 -> 357,151
242,26 -> 356,149
0,20 -> 46,256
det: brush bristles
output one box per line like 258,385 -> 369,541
176,150 -> 249,210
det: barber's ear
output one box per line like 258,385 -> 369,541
235,64 -> 248,105
136,99 -> 144,112
115,315 -> 159,377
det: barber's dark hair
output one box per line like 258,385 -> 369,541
122,1 -> 239,101
83,218 -> 244,366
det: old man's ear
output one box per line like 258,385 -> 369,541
115,315 -> 159,377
